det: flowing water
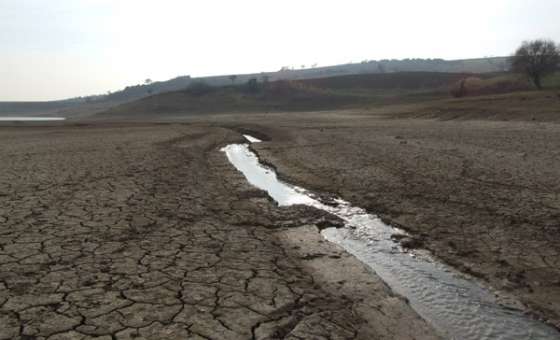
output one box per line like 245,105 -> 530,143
221,135 -> 560,340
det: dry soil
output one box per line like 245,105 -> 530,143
0,123 -> 439,340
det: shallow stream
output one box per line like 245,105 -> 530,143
221,135 -> 560,340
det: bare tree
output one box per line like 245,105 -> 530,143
511,39 -> 560,90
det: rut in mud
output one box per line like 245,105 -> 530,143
222,135 -> 560,340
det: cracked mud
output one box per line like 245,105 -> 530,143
0,124 -> 439,340
233,112 -> 560,330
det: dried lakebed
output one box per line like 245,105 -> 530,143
222,135 -> 560,340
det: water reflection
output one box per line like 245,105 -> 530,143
0,117 -> 65,121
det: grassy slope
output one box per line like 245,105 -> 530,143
100,72 -> 469,117
98,71 -> 560,120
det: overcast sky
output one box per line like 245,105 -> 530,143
1,0 -> 559,101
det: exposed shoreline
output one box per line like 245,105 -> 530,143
2,99 -> 559,338
229,112 -> 560,330
0,123 -> 440,339
222,136 -> 559,338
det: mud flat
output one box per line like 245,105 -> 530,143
223,109 -> 560,330
0,123 -> 439,340
2,99 -> 559,339
223,136 -> 560,339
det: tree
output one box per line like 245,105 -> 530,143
511,39 -> 560,90
245,78 -> 259,93
228,75 -> 237,85
145,79 -> 153,95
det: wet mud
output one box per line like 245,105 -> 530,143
234,112 -> 560,330
223,136 -> 560,339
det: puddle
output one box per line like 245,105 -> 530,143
221,135 -> 560,340
0,117 -> 66,121
242,134 -> 262,143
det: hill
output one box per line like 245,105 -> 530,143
101,57 -> 510,103
0,57 -> 509,118
98,72 -> 472,118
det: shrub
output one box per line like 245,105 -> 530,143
245,78 -> 260,94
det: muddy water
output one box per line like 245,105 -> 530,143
221,136 -> 560,340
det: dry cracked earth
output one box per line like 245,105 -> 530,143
0,124 -> 439,340
237,112 -> 560,329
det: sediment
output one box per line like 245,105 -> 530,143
0,123 -> 439,340
237,112 -> 560,328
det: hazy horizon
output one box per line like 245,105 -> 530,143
2,0 -> 560,101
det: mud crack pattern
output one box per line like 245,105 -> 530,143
0,124 -> 438,340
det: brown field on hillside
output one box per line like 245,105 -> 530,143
97,72 -> 559,121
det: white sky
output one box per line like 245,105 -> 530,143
1,0 -> 559,101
